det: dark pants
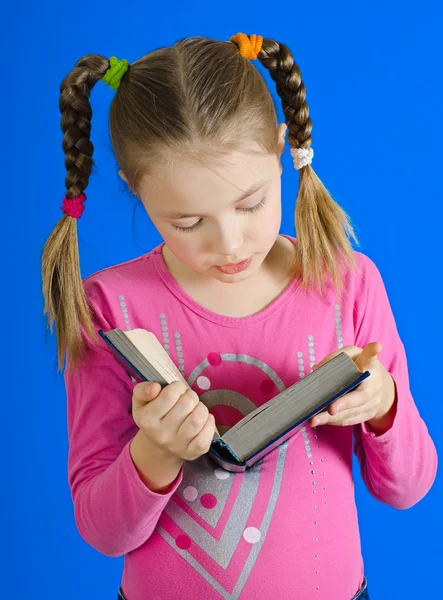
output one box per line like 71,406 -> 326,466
353,577 -> 370,599
118,576 -> 370,599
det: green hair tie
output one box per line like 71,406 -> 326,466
102,56 -> 129,90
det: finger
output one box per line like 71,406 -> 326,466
132,381 -> 162,409
148,381 -> 190,420
327,388 -> 367,416
326,388 -> 371,424
326,405 -> 368,424
312,389 -> 368,426
310,410 -> 330,427
187,414 -> 216,458
328,410 -> 375,427
177,401 -> 210,441
161,389 -> 201,427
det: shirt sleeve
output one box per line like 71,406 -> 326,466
351,254 -> 437,509
64,301 -> 183,558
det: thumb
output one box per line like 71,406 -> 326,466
132,381 -> 161,407
355,342 -> 382,372
145,381 -> 162,398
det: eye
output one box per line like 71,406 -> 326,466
170,221 -> 202,233
170,198 -> 267,233
238,197 -> 267,214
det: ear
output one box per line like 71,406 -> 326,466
277,123 -> 287,155
118,169 -> 128,183
277,123 -> 287,174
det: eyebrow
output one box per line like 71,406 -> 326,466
161,181 -> 267,219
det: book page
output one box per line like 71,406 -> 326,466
119,329 -> 220,437
220,353 -> 364,461
124,329 -> 189,387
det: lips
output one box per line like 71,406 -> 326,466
219,258 -> 248,267
215,256 -> 252,274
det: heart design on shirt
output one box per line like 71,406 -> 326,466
157,441 -> 289,599
155,350 -> 292,599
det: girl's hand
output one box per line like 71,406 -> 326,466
309,342 -> 397,432
132,381 -> 216,461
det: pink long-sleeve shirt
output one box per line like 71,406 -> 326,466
64,235 -> 437,600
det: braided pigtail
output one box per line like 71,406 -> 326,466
258,39 -> 359,296
42,55 -> 113,371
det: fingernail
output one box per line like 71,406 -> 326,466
146,383 -> 156,396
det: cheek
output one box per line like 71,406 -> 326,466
161,229 -> 204,264
266,200 -> 281,225
251,199 -> 281,238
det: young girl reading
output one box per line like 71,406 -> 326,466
42,33 -> 437,600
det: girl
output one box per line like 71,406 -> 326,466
42,33 -> 437,600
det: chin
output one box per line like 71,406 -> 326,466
214,272 -> 247,282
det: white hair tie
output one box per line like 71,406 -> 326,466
290,147 -> 314,170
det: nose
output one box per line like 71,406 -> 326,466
214,219 -> 244,259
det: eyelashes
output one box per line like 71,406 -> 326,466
170,197 -> 268,233
170,222 -> 201,233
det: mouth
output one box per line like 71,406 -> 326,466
215,256 -> 253,274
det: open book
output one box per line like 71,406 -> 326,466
99,328 -> 370,472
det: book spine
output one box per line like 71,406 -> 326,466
208,448 -> 247,473
109,350 -> 148,383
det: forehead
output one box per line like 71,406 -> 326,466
139,150 -> 279,215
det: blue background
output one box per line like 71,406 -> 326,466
4,0 -> 442,598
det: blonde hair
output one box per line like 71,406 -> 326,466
42,36 -> 358,371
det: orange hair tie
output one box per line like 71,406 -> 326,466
230,33 -> 263,60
